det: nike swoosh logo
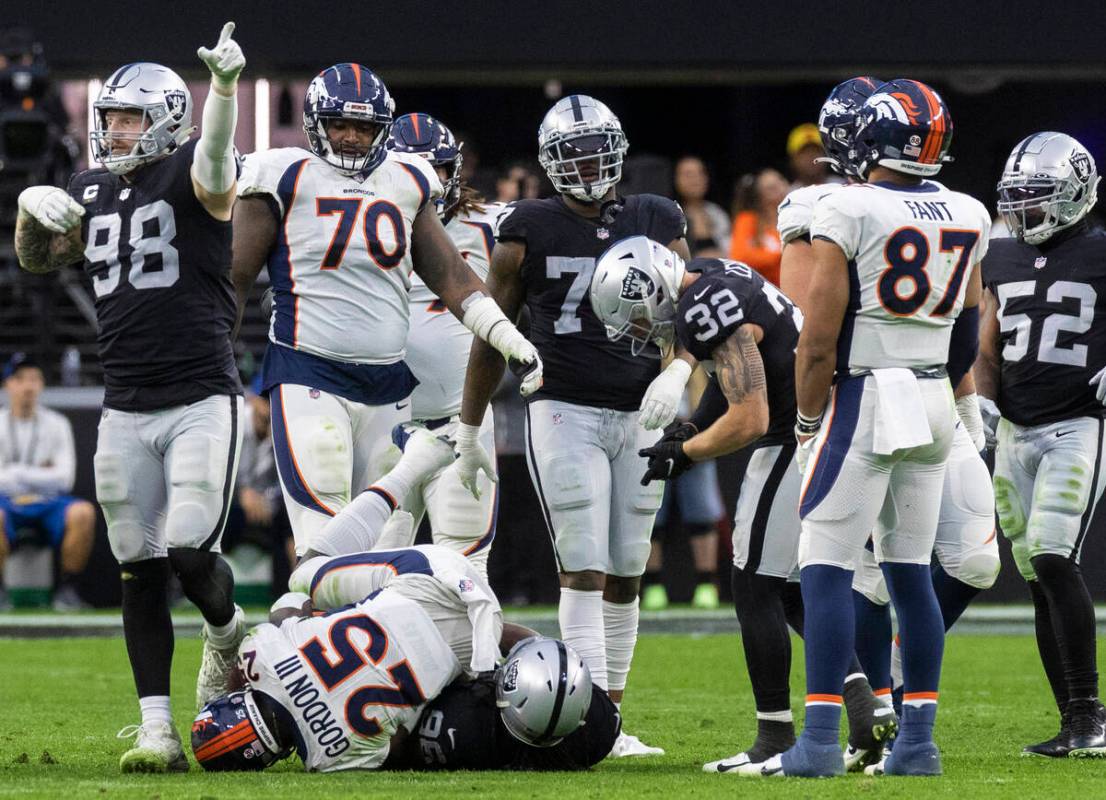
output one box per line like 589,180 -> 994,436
780,199 -> 792,209
717,761 -> 747,772
1056,430 -> 1074,438
395,402 -> 409,410
447,728 -> 457,748
693,287 -> 710,301
664,458 -> 674,475
761,764 -> 783,776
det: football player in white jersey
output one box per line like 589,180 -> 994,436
381,113 -> 504,577
752,80 -> 990,779
231,65 -> 540,556
777,78 -> 998,772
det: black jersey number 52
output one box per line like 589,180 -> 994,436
85,200 -> 180,298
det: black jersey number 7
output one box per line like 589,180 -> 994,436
85,200 -> 180,298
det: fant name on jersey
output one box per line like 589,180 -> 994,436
240,590 -> 461,771
810,179 -> 991,375
238,147 -> 442,365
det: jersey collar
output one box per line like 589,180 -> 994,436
871,180 -> 940,193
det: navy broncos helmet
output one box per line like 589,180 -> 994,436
388,113 -> 463,217
192,690 -> 292,771
817,76 -> 881,178
303,62 -> 395,175
852,78 -> 953,179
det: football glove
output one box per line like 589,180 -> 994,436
18,186 -> 84,234
1090,366 -> 1106,406
978,395 -> 1001,449
639,359 -> 693,431
455,421 -> 497,499
508,351 -> 544,398
638,439 -> 693,485
197,22 -> 245,90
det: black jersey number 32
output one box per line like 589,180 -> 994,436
85,200 -> 181,298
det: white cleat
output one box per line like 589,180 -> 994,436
609,731 -> 665,757
117,721 -> 189,773
703,751 -> 753,773
196,604 -> 246,709
400,428 -> 458,479
862,745 -> 892,776
736,753 -> 786,777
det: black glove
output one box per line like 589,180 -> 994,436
660,421 -> 698,444
639,439 -> 693,485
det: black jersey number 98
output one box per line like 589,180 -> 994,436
85,200 -> 180,298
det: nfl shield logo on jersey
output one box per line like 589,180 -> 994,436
596,227 -> 610,240
1034,256 -> 1048,269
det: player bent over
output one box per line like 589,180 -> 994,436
15,24 -> 250,772
590,237 -> 892,773
231,65 -> 539,558
977,132 -> 1106,757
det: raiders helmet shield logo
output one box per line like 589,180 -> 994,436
164,90 -> 188,121
1070,151 -> 1093,183
620,267 -> 655,301
502,659 -> 520,692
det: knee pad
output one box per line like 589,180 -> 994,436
1009,535 -> 1036,582
166,436 -> 225,544
947,545 -> 1001,590
797,522 -> 861,572
609,536 -> 651,578
94,451 -> 129,505
168,547 -> 235,615
542,454 -> 594,512
300,415 -> 353,495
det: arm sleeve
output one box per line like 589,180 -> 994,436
19,415 -> 76,495
192,85 -> 238,195
947,305 -> 979,388
810,192 -> 863,259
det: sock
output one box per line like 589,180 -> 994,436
731,566 -> 794,713
60,572 -> 79,589
695,570 -> 714,587
138,695 -> 173,727
313,490 -> 394,556
205,605 -> 243,649
852,592 -> 893,693
121,559 -> 174,698
559,588 -> 607,690
898,702 -> 937,745
931,564 -> 982,631
370,453 -> 428,508
603,598 -> 639,694
642,569 -> 663,587
1031,554 -> 1099,700
882,562 -> 944,740
798,564 -> 855,745
1028,579 -> 1070,710
749,717 -> 796,760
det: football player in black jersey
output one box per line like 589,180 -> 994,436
590,236 -> 892,772
457,95 -> 689,757
15,24 -> 249,772
977,131 -> 1106,757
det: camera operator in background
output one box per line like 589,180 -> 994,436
0,353 -> 95,610
0,27 -> 77,239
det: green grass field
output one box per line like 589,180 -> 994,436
1,632 -> 1102,798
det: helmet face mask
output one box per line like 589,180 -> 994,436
996,132 -> 1099,245
590,236 -> 685,358
816,76 -> 881,178
90,62 -> 193,175
538,96 -> 628,203
304,63 -> 395,177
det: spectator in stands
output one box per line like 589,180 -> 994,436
729,168 -> 789,286
641,373 -> 723,611
674,156 -> 730,257
0,353 -> 95,610
786,122 -> 836,188
495,160 -> 542,203
223,378 -> 293,599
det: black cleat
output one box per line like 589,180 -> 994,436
843,677 -> 898,771
1067,699 -> 1106,758
1023,703 -> 1074,758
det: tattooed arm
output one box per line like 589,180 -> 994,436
682,324 -> 770,460
15,212 -> 85,274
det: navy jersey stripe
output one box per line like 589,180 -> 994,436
309,549 -> 434,598
269,159 -> 309,347
799,377 -> 864,518
398,161 -> 430,212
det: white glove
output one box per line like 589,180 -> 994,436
1090,366 -> 1106,405
462,295 -> 543,396
639,359 -> 693,430
18,186 -> 84,234
454,422 -> 497,499
955,393 -> 987,452
197,22 -> 245,90
510,344 -> 544,398
978,395 -> 1001,449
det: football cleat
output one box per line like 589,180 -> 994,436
691,583 -> 719,610
117,721 -> 189,773
879,739 -> 942,776
861,744 -> 893,775
1065,699 -> 1106,758
703,751 -> 753,773
609,731 -> 664,757
737,739 -> 844,778
196,605 -> 246,709
844,703 -> 898,770
641,584 -> 668,611
1023,705 -> 1075,758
